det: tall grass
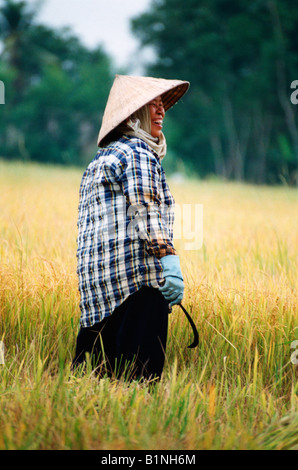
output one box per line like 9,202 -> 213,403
0,159 -> 297,450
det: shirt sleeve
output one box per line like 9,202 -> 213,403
116,143 -> 177,259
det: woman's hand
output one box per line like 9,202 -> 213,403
158,255 -> 184,307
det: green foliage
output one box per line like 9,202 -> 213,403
0,0 -> 114,166
131,0 -> 298,184
1,0 -> 298,182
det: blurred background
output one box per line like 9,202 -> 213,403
0,0 -> 297,184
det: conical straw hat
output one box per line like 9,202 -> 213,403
97,74 -> 190,146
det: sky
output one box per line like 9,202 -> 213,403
26,0 -> 154,73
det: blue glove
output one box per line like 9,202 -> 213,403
158,255 -> 184,307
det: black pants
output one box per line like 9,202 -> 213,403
72,286 -> 169,381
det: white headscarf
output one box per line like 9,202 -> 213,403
117,104 -> 167,160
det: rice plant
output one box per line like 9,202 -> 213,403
0,159 -> 297,450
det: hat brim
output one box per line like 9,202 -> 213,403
97,75 -> 189,147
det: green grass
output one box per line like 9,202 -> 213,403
0,159 -> 297,450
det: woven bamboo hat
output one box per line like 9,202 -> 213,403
97,74 -> 190,146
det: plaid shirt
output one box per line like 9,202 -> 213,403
77,135 -> 176,327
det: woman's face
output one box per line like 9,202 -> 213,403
148,96 -> 165,138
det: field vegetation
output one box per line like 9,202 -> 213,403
0,159 -> 297,450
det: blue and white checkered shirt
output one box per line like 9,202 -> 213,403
77,135 -> 176,327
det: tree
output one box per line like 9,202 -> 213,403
0,0 -> 115,165
0,0 -> 37,99
132,0 -> 298,184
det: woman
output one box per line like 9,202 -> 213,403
72,75 -> 190,382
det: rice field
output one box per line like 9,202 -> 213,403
0,158 -> 297,450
